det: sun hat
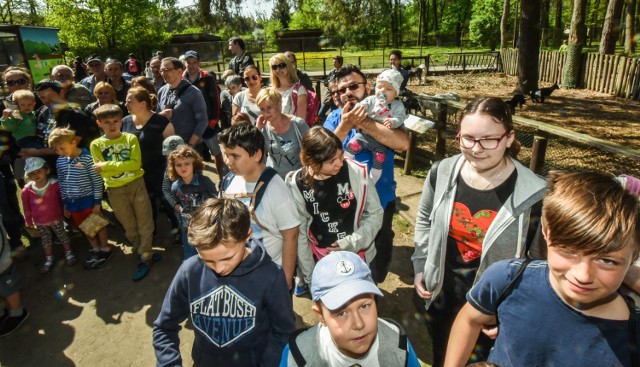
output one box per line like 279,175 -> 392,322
311,251 -> 383,311
24,157 -> 47,176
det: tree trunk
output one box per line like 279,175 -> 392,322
563,0 -> 588,88
600,0 -> 624,54
541,0 -> 551,46
501,0 -> 510,49
553,0 -> 563,46
589,0 -> 602,47
512,0 -> 520,48
517,0 -> 542,94
432,0 -> 440,45
626,0 -> 637,53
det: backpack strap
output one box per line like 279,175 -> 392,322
288,327 -> 310,366
495,258 -> 532,325
219,171 -> 235,193
428,159 -> 441,192
220,167 -> 277,231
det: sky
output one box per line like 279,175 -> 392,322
175,0 -> 274,19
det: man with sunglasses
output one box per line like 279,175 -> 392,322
222,37 -> 254,80
79,55 -> 108,94
323,65 -> 410,284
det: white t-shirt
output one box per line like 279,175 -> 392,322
223,173 -> 300,265
233,90 -> 261,124
280,84 -> 307,115
317,323 -> 381,367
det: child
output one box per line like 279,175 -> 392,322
0,89 -> 40,149
153,198 -> 295,366
444,171 -> 640,367
0,220 -> 29,337
344,69 -> 406,183
161,135 -> 186,245
89,104 -> 156,281
21,157 -> 75,274
166,145 -> 217,260
280,251 -> 420,366
48,128 -> 110,270
221,75 -> 244,130
219,122 -> 300,290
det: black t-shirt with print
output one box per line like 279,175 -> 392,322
296,162 -> 357,248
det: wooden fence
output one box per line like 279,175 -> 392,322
500,48 -> 640,100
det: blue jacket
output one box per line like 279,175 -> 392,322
153,240 -> 295,367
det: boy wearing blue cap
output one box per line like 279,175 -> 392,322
280,251 -> 420,366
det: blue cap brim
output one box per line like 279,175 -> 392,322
318,280 -> 383,311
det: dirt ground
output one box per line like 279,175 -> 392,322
0,165 -> 432,367
408,72 -> 640,149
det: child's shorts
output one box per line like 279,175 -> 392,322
0,265 -> 22,298
70,207 -> 94,227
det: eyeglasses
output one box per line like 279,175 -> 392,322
159,68 -> 175,73
456,131 -> 509,150
271,63 -> 287,71
243,74 -> 260,82
336,82 -> 367,95
4,78 -> 27,87
329,89 -> 340,97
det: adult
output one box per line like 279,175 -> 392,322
156,57 -> 208,147
79,55 -> 107,94
269,53 -> 307,121
255,87 -> 309,179
130,76 -> 157,101
71,56 -> 88,82
231,65 -> 263,125
389,50 -> 409,96
222,36 -> 254,80
122,87 -> 175,223
84,82 -> 127,117
125,53 -> 143,77
411,97 -> 546,366
1,67 -> 41,116
318,56 -> 343,122
105,59 -> 131,104
284,51 -> 314,93
148,57 -> 165,93
51,65 -> 94,109
324,64 -> 410,285
182,50 -> 226,176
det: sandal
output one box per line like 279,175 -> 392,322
40,257 -> 54,274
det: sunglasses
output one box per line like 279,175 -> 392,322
4,78 -> 27,87
336,82 -> 367,95
271,63 -> 287,71
243,74 -> 260,82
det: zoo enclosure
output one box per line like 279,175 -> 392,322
404,97 -> 640,179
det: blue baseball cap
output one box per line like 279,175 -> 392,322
311,252 -> 383,311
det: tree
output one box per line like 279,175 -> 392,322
517,0 -> 541,94
272,0 -> 291,29
469,0 -> 502,50
625,0 -> 636,53
562,0 -> 588,88
540,0 -> 551,46
0,0 -> 44,25
599,0 -> 624,54
553,0 -> 563,46
501,0 -> 510,49
44,0 -> 171,57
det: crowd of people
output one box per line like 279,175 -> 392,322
1,37 -> 640,367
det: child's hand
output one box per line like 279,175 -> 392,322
160,109 -> 174,119
326,242 -> 341,252
383,118 -> 394,129
414,272 -> 434,300
63,209 -> 71,218
2,109 -> 10,120
255,115 -> 267,130
174,204 -> 181,212
93,162 -> 104,173
92,205 -> 101,215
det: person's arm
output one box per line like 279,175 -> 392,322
262,269 -> 295,366
443,303 -> 495,367
18,147 -> 56,158
412,170 -> 437,300
153,268 -> 190,367
162,171 -> 178,208
20,189 -> 33,227
280,226 -> 298,290
93,136 -> 142,174
162,123 -> 175,139
339,101 -> 410,151
85,155 -> 104,205
295,92 -> 307,121
189,89 -> 209,145
284,170 -> 315,286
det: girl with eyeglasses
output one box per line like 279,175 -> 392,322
232,65 -> 263,125
268,53 -> 307,122
411,97 -> 547,367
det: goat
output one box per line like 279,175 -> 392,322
504,94 -> 526,114
529,83 -> 559,103
407,64 -> 427,85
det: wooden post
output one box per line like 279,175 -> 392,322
358,56 -> 362,68
529,134 -> 548,175
323,58 -> 327,78
403,131 -> 417,175
435,102 -> 448,159
316,80 -> 322,101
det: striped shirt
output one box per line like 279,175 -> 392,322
56,148 -> 103,211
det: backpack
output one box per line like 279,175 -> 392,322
219,166 -> 278,230
292,83 -> 320,127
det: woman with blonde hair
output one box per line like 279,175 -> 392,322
84,82 -> 126,116
269,53 -> 307,121
255,87 -> 309,179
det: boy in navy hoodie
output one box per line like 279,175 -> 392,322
153,198 -> 295,367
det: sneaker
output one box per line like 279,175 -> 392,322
11,246 -> 28,263
0,309 -> 30,338
40,257 -> 54,274
84,250 -> 100,269
132,260 -> 152,281
95,250 -> 113,268
65,252 -> 77,267
294,283 -> 310,297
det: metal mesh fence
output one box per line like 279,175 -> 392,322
412,105 -> 640,178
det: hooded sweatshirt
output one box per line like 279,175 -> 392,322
153,239 -> 295,367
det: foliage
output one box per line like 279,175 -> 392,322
288,0 -> 324,30
468,0 -> 502,50
44,0 -> 171,58
257,18 -> 284,51
0,0 -> 45,25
